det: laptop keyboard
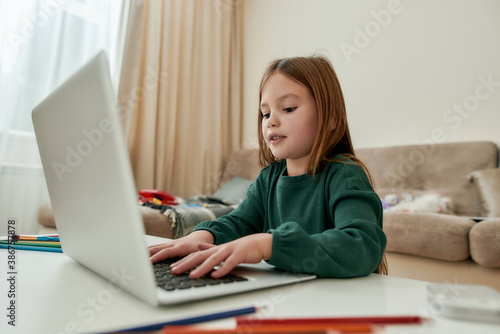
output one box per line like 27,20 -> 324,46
153,258 -> 248,291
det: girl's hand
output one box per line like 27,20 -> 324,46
148,230 -> 215,263
170,233 -> 273,279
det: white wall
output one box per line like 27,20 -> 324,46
241,0 -> 500,149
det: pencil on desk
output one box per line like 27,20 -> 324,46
117,306 -> 258,332
12,234 -> 59,242
0,244 -> 63,253
2,241 -> 61,248
0,236 -> 62,252
236,315 -> 426,326
163,323 -> 375,334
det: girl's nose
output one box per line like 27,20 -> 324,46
267,112 -> 279,127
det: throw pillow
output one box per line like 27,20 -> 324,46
210,176 -> 253,205
468,169 -> 500,217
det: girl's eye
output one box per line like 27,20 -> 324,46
262,113 -> 270,119
283,107 -> 297,112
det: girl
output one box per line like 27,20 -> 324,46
149,56 -> 387,278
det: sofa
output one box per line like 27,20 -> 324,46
356,141 -> 500,291
38,141 -> 500,290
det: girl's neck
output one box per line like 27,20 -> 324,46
285,158 -> 308,176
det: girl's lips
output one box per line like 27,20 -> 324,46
269,135 -> 286,145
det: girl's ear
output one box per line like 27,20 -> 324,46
329,118 -> 337,131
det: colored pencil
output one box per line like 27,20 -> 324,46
162,323 -> 374,334
0,240 -> 61,248
12,234 -> 59,242
236,315 -> 426,326
0,244 -> 63,253
116,306 -> 258,332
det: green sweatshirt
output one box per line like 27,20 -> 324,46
194,159 -> 386,278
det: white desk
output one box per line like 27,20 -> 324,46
1,236 -> 499,334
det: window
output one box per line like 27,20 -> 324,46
0,0 -> 128,234
0,0 -> 126,165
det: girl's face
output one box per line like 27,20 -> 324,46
260,72 -> 319,176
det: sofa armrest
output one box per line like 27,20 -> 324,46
469,219 -> 500,267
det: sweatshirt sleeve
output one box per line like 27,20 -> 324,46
193,178 -> 266,244
267,165 -> 387,278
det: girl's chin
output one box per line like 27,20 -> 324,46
270,151 -> 285,160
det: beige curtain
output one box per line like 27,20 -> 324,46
118,0 -> 243,197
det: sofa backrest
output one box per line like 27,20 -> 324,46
224,142 -> 499,217
356,141 -> 499,216
221,149 -> 261,184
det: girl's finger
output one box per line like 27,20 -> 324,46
189,249 -> 230,278
197,242 -> 216,250
170,249 -> 215,274
151,243 -> 192,263
211,254 -> 240,278
148,242 -> 172,256
150,247 -> 176,263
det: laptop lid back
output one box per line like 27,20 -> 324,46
32,51 -> 159,306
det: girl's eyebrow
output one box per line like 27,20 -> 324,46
260,93 -> 299,109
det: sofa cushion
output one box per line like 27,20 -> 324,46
469,219 -> 500,267
384,212 -> 475,261
468,168 -> 500,217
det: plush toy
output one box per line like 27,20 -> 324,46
383,192 -> 454,214
381,197 -> 395,210
381,193 -> 412,210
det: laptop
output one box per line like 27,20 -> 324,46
32,51 -> 316,306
